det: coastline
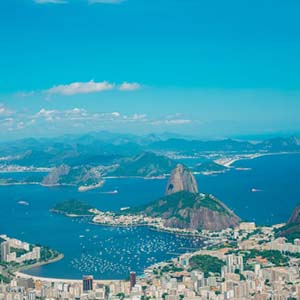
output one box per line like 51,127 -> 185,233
50,209 -> 95,218
15,271 -> 122,285
90,220 -> 207,238
78,180 -> 105,192
0,181 -> 105,192
19,254 -> 64,272
216,151 -> 300,167
1,152 -> 300,189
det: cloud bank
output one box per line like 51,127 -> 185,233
34,0 -> 68,4
34,0 -> 125,4
89,0 -> 125,4
45,80 -> 141,95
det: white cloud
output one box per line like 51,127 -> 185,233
88,0 -> 125,4
151,119 -> 192,126
34,0 -> 68,4
111,112 -> 121,117
36,108 -> 59,122
46,80 -> 114,95
119,82 -> 141,91
131,113 -> 147,120
34,108 -> 148,125
165,119 -> 191,125
0,106 -> 7,115
44,80 -> 141,96
0,104 -> 13,116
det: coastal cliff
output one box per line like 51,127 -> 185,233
42,165 -> 104,190
132,165 -> 240,231
277,204 -> 300,241
166,164 -> 198,195
288,204 -> 300,224
138,191 -> 240,231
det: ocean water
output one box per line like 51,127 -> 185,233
0,153 -> 299,279
197,153 -> 300,225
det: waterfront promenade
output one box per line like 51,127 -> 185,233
15,271 -> 122,285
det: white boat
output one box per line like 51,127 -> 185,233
18,200 -> 29,206
100,190 -> 118,194
120,207 -> 130,211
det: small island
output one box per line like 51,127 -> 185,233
50,199 -> 96,217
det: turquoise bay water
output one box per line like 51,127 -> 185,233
0,154 -> 300,279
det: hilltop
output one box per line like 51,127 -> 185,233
42,165 -> 104,189
131,191 -> 240,231
106,152 -> 176,178
193,161 -> 228,174
130,164 -> 240,231
51,200 -> 96,217
166,164 -> 198,195
277,204 -> 300,242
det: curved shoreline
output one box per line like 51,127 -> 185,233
15,272 -> 121,284
90,221 -> 207,238
19,254 -> 64,273
15,253 -> 124,284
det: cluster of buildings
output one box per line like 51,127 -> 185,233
0,235 -> 41,264
266,238 -> 300,254
92,212 -> 203,236
0,164 -> 51,173
2,223 -> 300,299
92,211 -> 161,227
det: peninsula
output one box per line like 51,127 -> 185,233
92,164 -> 241,232
50,199 -> 97,217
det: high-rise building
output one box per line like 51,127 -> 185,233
1,241 -> 10,262
82,275 -> 93,292
130,272 -> 136,290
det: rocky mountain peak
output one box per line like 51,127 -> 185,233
288,204 -> 300,225
165,164 -> 198,196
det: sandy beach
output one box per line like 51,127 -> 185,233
14,271 -> 122,284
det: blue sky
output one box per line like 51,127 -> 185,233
0,0 -> 300,139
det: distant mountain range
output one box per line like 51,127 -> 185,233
149,136 -> 300,153
0,132 -> 299,168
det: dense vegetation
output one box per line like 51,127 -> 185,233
275,223 -> 300,243
10,247 -> 28,258
0,274 -> 11,283
52,200 -> 95,216
132,191 -> 229,216
40,246 -> 60,261
189,255 -> 225,277
108,152 -> 176,177
193,161 -> 228,173
243,250 -> 289,267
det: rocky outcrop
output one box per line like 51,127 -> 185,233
288,204 -> 300,224
166,164 -> 198,195
138,191 -> 240,231
132,164 -> 241,231
42,165 -> 103,188
277,204 -> 300,241
42,164 -> 71,185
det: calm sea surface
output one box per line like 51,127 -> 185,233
0,153 -> 299,279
